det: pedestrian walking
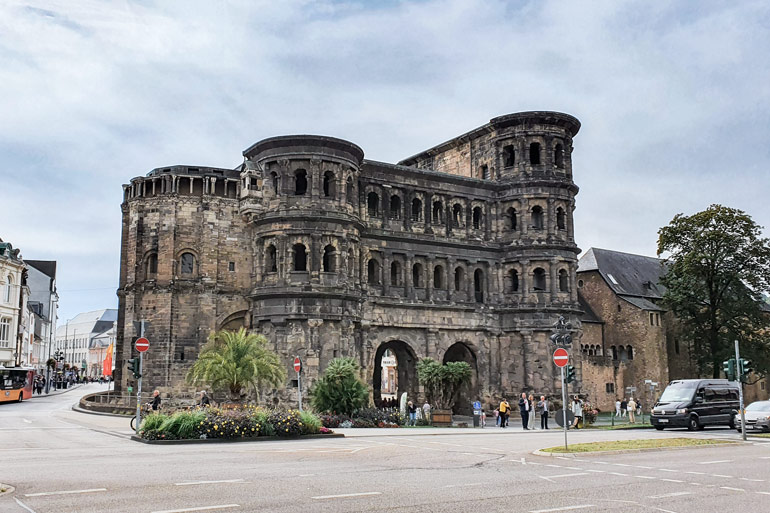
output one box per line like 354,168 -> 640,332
494,408 -> 500,426
537,395 -> 550,429
518,392 -> 529,430
620,398 -> 628,418
614,398 -> 621,418
528,394 -> 536,430
150,390 -> 162,411
627,397 -> 637,423
407,401 -> 417,426
498,399 -> 510,428
199,390 -> 211,407
422,401 -> 431,423
571,396 -> 583,429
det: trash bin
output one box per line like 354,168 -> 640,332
473,409 -> 481,427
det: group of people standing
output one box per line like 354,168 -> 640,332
615,397 -> 641,423
496,393 -> 553,429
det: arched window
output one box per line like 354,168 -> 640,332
265,245 -> 277,273
559,269 -> 569,292
146,254 -> 158,276
346,177 -> 354,204
452,204 -> 463,228
532,206 -> 544,230
509,269 -> 519,292
347,248 -> 355,277
180,253 -> 195,275
367,259 -> 380,285
618,346 -> 628,361
610,345 -> 618,360
293,243 -> 307,271
0,317 -> 10,346
433,265 -> 444,289
557,207 -> 566,230
480,165 -> 490,180
389,195 -> 401,220
411,198 -> 422,222
627,345 -> 634,360
530,142 -> 541,165
390,261 -> 402,286
507,207 -> 517,230
412,263 -> 423,288
472,206 -> 483,230
367,192 -> 379,217
271,172 -> 280,195
533,267 -> 546,291
503,145 -> 515,167
432,202 -> 444,224
454,266 -> 464,291
4,276 -> 12,303
294,169 -> 308,195
323,171 -> 335,198
322,245 -> 336,272
555,143 -> 564,168
474,269 -> 484,303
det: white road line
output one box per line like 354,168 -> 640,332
739,478 -> 764,482
636,476 -> 656,480
712,474 -> 733,478
648,492 -> 692,499
443,483 -> 482,488
151,505 -> 240,513
658,469 -> 677,473
586,470 -> 604,473
174,480 -> 245,486
14,498 -> 36,513
659,479 -> 684,483
635,465 -> 653,469
562,466 -> 583,471
298,474 -> 316,477
689,483 -> 701,486
23,418 -> 32,423
530,505 -> 595,513
760,456 -> 770,459
650,508 -> 679,513
698,460 -> 732,464
757,491 -> 770,495
608,472 -> 628,476
546,464 -> 563,468
719,487 -> 744,492
25,488 -> 107,497
685,471 -> 705,475
545,472 -> 589,479
312,492 -> 382,500
613,463 -> 632,467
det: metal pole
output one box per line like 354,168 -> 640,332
297,369 -> 302,411
735,340 -> 747,442
135,321 -> 144,435
561,366 -> 568,451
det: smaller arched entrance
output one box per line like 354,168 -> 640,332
373,340 -> 418,407
443,342 -> 479,415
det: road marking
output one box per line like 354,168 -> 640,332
174,479 -> 245,486
312,492 -> 382,500
25,488 -> 107,497
650,508 -> 679,513
757,491 -> 770,495
586,470 -> 604,473
613,463 -> 632,467
648,492 -> 692,499
635,476 -> 656,480
151,505 -> 240,513
443,483 -> 482,488
608,472 -> 628,476
712,474 -> 733,478
635,465 -> 653,469
685,471 -> 705,475
14,498 -> 36,513
658,469 -> 677,472
546,464 -> 563,468
698,460 -> 731,464
739,478 -> 764,482
545,472 -> 588,479
298,474 -> 316,477
719,486 -> 745,492
23,418 -> 32,423
659,479 -> 684,483
530,505 -> 595,513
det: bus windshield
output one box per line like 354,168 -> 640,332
658,382 -> 696,403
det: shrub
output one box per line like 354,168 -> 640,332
140,412 -> 166,432
200,409 -> 259,439
160,411 -> 206,439
269,410 -> 303,437
299,411 -> 322,435
417,358 -> 471,410
353,407 -> 404,427
319,414 -> 350,428
310,357 -> 369,415
253,409 -> 274,436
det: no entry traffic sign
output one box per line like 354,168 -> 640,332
293,356 -> 302,373
553,348 -> 569,368
135,337 -> 150,353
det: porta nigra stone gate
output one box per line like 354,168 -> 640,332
115,111 -> 584,412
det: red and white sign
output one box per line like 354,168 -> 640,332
553,348 -> 569,368
293,356 -> 302,373
135,337 -> 150,353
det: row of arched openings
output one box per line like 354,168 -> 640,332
580,344 -> 603,356
500,142 -> 564,169
368,260 -> 485,302
269,169 -> 355,204
263,244 -> 338,273
504,206 -> 567,231
505,268 -> 570,293
145,252 -> 195,276
368,193 -> 486,230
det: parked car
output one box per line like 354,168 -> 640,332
736,400 -> 770,433
651,379 -> 739,431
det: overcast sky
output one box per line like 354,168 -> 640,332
1,0 -> 768,323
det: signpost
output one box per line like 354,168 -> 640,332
294,356 -> 303,411
553,348 -> 570,451
735,340 -> 747,442
133,323 -> 148,435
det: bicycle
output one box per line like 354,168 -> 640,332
130,403 -> 154,431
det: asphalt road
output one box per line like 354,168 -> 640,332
1,385 -> 769,513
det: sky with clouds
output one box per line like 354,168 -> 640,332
1,0 -> 769,323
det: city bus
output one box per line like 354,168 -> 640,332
0,367 -> 35,403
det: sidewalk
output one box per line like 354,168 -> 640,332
31,383 -> 84,398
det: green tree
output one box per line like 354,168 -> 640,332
186,328 -> 286,402
310,357 -> 369,415
417,358 -> 472,410
657,204 -> 770,378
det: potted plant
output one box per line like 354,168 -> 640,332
417,358 -> 472,427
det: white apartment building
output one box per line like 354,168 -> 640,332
56,309 -> 117,374
0,240 -> 25,367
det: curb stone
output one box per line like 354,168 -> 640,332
0,484 -> 14,496
131,433 -> 345,444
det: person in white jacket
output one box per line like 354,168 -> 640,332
571,396 -> 583,429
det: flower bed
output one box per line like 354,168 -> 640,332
137,407 -> 332,441
319,407 -> 405,428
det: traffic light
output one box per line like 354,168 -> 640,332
550,333 -> 560,344
739,358 -> 753,382
565,365 -> 576,384
126,358 -> 141,379
722,358 -> 736,381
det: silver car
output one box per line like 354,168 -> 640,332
736,400 -> 770,432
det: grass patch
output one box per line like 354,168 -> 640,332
749,432 -> 770,438
590,423 -> 654,431
541,437 -> 732,453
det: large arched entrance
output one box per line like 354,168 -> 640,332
443,342 -> 479,415
373,340 -> 418,407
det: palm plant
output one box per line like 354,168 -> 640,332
186,328 -> 286,402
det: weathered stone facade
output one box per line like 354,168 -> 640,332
115,112 -> 584,411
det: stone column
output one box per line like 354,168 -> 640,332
310,234 -> 321,282
426,256 -> 434,301
547,198 -> 555,239
520,198 -> 529,236
383,252 -> 391,296
426,328 -> 439,358
521,330 -> 533,389
424,196 -> 433,234
447,258 -> 455,302
278,234 -> 288,286
406,256 -> 414,299
569,262 -> 578,303
550,259 -> 559,302
520,259 -> 529,303
568,200 -> 576,243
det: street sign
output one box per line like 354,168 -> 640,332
135,338 -> 150,353
553,348 -> 569,368
555,409 -> 575,428
473,401 -> 481,410
293,356 -> 302,373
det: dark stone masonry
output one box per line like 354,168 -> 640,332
115,111 -> 584,412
